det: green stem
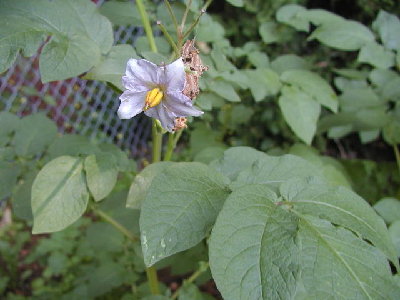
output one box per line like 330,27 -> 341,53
133,2 -> 161,293
94,207 -> 137,243
157,21 -> 180,58
163,130 -> 183,161
136,0 -> 158,53
152,120 -> 162,163
146,266 -> 161,295
171,262 -> 209,299
182,9 -> 206,39
180,0 -> 192,32
394,145 -> 400,173
163,0 -> 179,36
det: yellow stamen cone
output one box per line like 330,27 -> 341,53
144,88 -> 163,110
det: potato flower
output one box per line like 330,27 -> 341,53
118,57 -> 203,131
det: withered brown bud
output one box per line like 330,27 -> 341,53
173,117 -> 188,132
181,40 -> 208,101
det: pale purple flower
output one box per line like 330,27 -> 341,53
118,57 -> 203,131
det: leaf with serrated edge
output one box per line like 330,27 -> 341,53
140,162 -> 230,266
32,156 -> 89,233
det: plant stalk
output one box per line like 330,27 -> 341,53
171,262 -> 209,299
134,1 -> 161,293
135,0 -> 158,53
164,130 -> 183,161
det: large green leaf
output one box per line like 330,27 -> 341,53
0,161 -> 20,199
140,162 -> 230,266
209,185 -> 299,300
85,45 -> 138,89
14,113 -> 57,157
210,184 -> 400,300
99,1 -> 141,26
374,197 -> 400,224
211,146 -> 267,181
0,0 -> 113,82
32,156 -> 89,234
47,134 -> 100,160
358,42 -> 395,69
281,70 -> 338,112
242,69 -> 281,101
309,19 -> 375,51
231,154 -> 322,191
278,86 -> 321,144
372,10 -> 400,51
126,162 -> 174,209
84,153 -> 118,202
280,180 -> 399,267
276,4 -> 309,32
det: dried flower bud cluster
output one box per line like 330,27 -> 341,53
172,40 -> 208,132
181,40 -> 208,100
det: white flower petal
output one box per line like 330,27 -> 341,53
123,59 -> 161,90
144,104 -> 176,132
165,91 -> 204,117
162,58 -> 186,92
117,91 -> 146,119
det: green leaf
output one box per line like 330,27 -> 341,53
231,154 -> 322,191
99,143 -> 135,172
0,161 -> 20,199
281,70 -> 337,112
140,162 -> 230,266
280,181 -> 399,267
84,153 -> 118,202
14,113 -> 57,157
206,80 -> 240,102
309,19 -> 375,51
301,8 -> 344,26
374,197 -> 400,224
211,146 -> 267,181
383,117 -> 400,145
210,184 -> 400,300
99,1 -> 141,26
87,262 -> 126,298
0,0 -> 113,82
197,15 -> 225,43
47,134 -> 100,160
178,283 -> 204,300
389,221 -> 400,257
126,162 -> 174,209
243,69 -> 281,101
279,86 -> 321,144
270,54 -> 310,74
32,156 -> 89,234
85,45 -> 138,89
209,185 -> 299,300
372,10 -> 400,51
225,0 -> 244,7
358,42 -> 395,69
339,87 -> 382,111
247,51 -> 269,68
382,76 -> 400,101
193,147 -> 226,164
0,111 -> 19,146
259,22 -> 280,44
141,52 -> 168,65
276,4 -> 309,32
12,170 -> 37,221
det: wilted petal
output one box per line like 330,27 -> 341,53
118,91 -> 146,119
123,59 -> 161,90
162,58 -> 186,92
165,91 -> 204,117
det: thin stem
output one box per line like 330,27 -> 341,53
94,207 -> 138,243
164,0 -> 179,35
180,0 -> 193,32
157,21 -> 180,58
152,120 -> 162,162
146,266 -> 161,295
135,0 -> 158,52
163,130 -> 183,161
171,262 -> 209,299
202,0 -> 213,10
182,9 -> 206,39
394,145 -> 400,173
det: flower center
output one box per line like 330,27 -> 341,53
144,88 -> 163,111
